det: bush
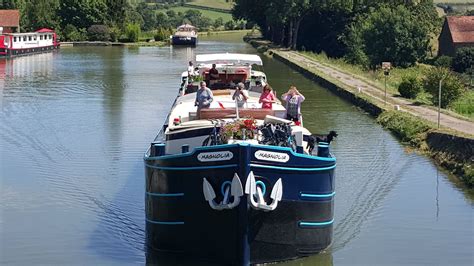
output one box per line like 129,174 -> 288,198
434,55 -> 453,69
63,24 -> 86,41
424,67 -> 466,108
87,25 -> 110,41
452,47 -> 474,73
224,20 -> 236,30
109,26 -> 121,42
398,75 -> 423,99
125,23 -> 141,42
154,27 -> 171,41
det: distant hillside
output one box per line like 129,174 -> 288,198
187,0 -> 234,11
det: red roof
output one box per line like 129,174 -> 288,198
0,10 -> 20,27
36,28 -> 54,33
446,16 -> 474,44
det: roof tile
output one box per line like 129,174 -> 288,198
0,10 -> 20,27
447,16 -> 474,44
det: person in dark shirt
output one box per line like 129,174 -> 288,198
209,64 -> 219,87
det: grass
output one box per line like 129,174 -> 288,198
167,6 -> 233,22
449,90 -> 474,119
187,0 -> 234,10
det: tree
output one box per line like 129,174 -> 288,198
452,47 -> 474,73
87,24 -> 110,41
106,0 -> 127,29
213,17 -> 224,29
344,5 -> 431,68
58,0 -> 108,30
23,0 -> 61,31
424,67 -> 466,108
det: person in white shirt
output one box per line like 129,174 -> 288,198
232,82 -> 249,108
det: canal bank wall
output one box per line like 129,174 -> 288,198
244,36 -> 473,187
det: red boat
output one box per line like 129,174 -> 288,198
0,28 -> 60,57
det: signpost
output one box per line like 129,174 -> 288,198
382,62 -> 391,105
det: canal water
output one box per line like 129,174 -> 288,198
1,33 -> 472,265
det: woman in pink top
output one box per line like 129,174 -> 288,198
259,84 -> 276,109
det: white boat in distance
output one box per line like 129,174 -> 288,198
171,24 -> 197,46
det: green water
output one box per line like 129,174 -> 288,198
1,33 -> 472,265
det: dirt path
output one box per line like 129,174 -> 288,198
277,50 -> 473,136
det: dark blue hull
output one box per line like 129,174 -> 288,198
171,35 -> 197,46
144,143 -> 335,265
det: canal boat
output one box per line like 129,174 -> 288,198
171,24 -> 198,46
144,53 -> 336,265
0,28 -> 60,57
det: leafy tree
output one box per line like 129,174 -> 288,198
224,20 -> 236,30
344,5 -> 431,68
125,23 -> 140,42
58,0 -> 107,30
23,0 -> 61,31
452,47 -> 474,73
424,67 -> 466,108
63,24 -> 86,41
213,17 -> 224,29
106,0 -> 127,29
156,12 -> 169,28
87,24 -> 110,41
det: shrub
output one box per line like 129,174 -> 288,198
424,67 -> 466,108
154,27 -> 171,41
63,24 -> 86,41
109,26 -> 121,42
434,55 -> 453,69
224,20 -> 236,30
398,75 -> 423,99
452,47 -> 474,73
125,23 -> 141,42
87,25 -> 110,41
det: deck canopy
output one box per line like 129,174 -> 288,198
196,53 -> 263,66
177,24 -> 196,30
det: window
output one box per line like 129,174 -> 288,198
49,35 -> 52,40
40,35 -> 43,40
14,37 -> 17,42
28,36 -> 31,41
33,36 -> 37,41
23,36 -> 26,41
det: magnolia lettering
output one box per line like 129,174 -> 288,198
255,150 -> 289,162
198,151 -> 234,162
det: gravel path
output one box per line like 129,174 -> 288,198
278,50 -> 473,136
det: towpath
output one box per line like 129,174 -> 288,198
276,50 -> 473,136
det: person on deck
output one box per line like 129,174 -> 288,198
187,61 -> 198,82
232,82 -> 249,108
208,64 -> 219,87
259,84 -> 276,109
281,86 -> 305,124
195,81 -> 214,119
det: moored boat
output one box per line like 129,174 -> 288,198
0,28 -> 60,57
144,53 -> 336,265
171,24 -> 197,46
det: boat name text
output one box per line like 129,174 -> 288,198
255,150 -> 289,163
197,151 -> 234,162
